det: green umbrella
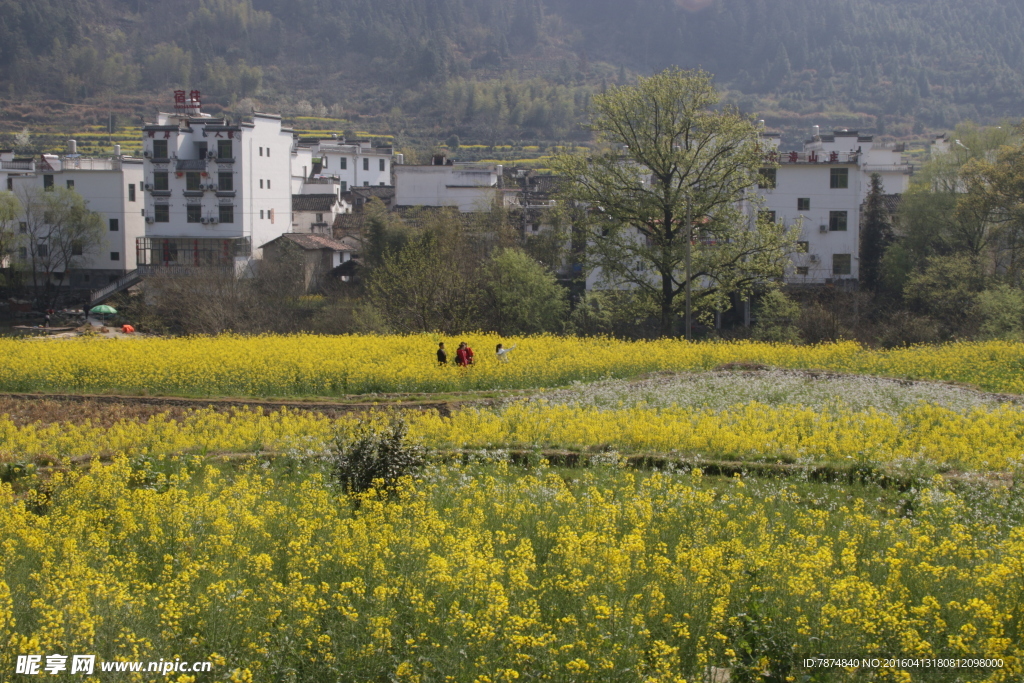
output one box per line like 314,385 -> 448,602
90,305 -> 117,315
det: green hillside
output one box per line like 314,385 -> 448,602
2,0 -> 1022,149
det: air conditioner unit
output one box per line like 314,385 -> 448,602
200,217 -> 209,224
210,218 -> 219,224
145,216 -> 155,224
819,224 -> 828,233
207,151 -> 216,159
809,254 -> 819,262
144,183 -> 154,191
143,150 -> 152,158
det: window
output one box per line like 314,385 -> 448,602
796,241 -> 808,252
128,184 -> 136,202
830,168 -> 849,189
71,241 -> 83,256
340,158 -> 347,170
19,222 -> 26,234
363,181 -> 369,187
259,179 -> 263,189
266,147 -> 270,157
532,223 -> 540,232
363,158 -> 369,171
259,147 -> 263,156
829,210 -> 848,231
37,243 -> 48,257
195,142 -> 207,159
758,168 -> 776,189
316,213 -> 323,222
796,266 -> 809,275
155,204 -> 170,222
18,247 -> 26,260
832,253 -> 851,275
340,181 -> 347,192
109,218 -> 119,232
267,179 -> 271,189
186,171 -> 201,191
66,179 -> 74,190
797,197 -> 810,211
154,172 -> 169,191
379,159 -> 386,172
260,210 -> 264,219
759,210 -> 776,223
111,251 -> 120,261
380,182 -> 385,186
6,178 -> 11,191
219,205 -> 234,223
153,139 -> 168,158
187,205 -> 202,223
217,140 -> 232,159
43,175 -> 54,191
218,172 -> 233,191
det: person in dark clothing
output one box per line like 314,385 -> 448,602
437,342 -> 448,366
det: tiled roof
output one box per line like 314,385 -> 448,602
292,194 -> 340,212
264,233 -> 354,252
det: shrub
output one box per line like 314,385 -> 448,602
328,416 -> 425,495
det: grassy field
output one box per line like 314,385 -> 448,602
1,336 -> 1023,681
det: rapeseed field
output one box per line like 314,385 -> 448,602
3,335 -> 1024,396
1,458 -> 1022,682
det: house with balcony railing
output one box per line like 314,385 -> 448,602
139,102 -> 296,277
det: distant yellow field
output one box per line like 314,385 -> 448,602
3,335 -> 1024,396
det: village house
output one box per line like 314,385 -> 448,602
757,127 -> 913,285
259,232 -> 359,292
4,144 -> 145,291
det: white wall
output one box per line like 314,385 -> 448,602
394,164 -> 500,212
9,159 -> 145,284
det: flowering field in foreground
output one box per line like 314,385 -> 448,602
3,397 -> 1024,472
4,335 -> 1024,396
1,460 -> 1022,682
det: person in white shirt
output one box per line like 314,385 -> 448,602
495,343 -> 517,362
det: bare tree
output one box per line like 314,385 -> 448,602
15,186 -> 104,306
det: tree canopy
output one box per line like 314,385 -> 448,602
554,68 -> 797,336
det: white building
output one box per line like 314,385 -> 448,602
394,156 -> 512,212
6,149 -> 145,290
758,128 -> 913,284
139,109 -> 295,272
314,138 -> 395,191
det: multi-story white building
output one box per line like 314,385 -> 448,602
6,149 -> 145,291
758,128 -> 913,284
139,109 -> 295,273
315,138 -> 395,191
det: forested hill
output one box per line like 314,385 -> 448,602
2,0 -> 1023,145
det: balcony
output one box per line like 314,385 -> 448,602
183,190 -> 204,197
1,160 -> 35,171
213,157 -> 235,164
150,189 -> 172,197
215,190 -> 236,198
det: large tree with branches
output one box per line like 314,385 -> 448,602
553,67 -> 797,336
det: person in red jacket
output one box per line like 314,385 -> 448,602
464,343 -> 475,366
455,342 -> 469,366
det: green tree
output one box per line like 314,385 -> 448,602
553,67 -> 797,336
479,247 -> 568,335
365,219 -> 478,334
752,289 -> 802,343
0,191 -> 22,270
859,173 -> 894,292
903,254 -> 985,337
